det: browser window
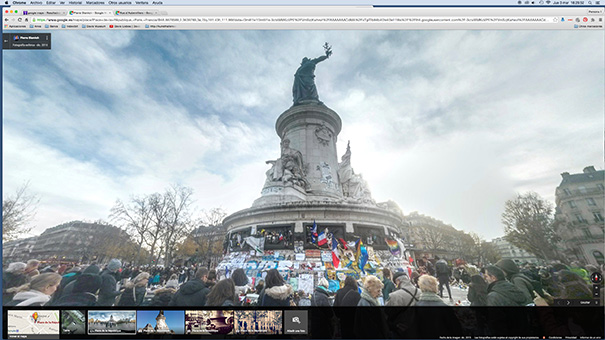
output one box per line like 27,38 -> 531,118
2,0 -> 604,339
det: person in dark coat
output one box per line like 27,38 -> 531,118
258,269 -> 293,307
484,265 -> 532,336
3,262 -> 28,303
97,259 -> 122,306
311,278 -> 331,306
117,272 -> 149,306
381,268 -> 396,302
205,269 -> 217,290
467,274 -> 488,306
47,266 -> 83,305
334,276 -> 361,339
205,278 -> 236,307
495,259 -> 535,302
311,278 -> 333,338
435,258 -> 453,300
169,268 -> 210,307
231,268 -> 249,300
486,265 -> 532,306
51,274 -> 102,306
425,257 -> 435,276
150,287 -> 177,306
61,265 -> 100,298
334,276 -> 361,306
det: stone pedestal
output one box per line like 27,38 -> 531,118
254,103 -> 344,207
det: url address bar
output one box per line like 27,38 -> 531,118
40,16 -> 560,23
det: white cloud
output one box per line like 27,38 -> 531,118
2,30 -> 603,242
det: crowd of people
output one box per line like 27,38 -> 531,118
1,256 -> 601,337
2,256 -> 599,309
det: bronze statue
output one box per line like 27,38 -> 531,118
292,43 -> 332,105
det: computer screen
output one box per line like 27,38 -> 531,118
1,1 -> 604,339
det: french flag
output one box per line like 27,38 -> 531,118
317,232 -> 327,246
331,237 -> 340,268
311,220 -> 318,243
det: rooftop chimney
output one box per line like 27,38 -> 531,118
583,166 -> 596,173
561,172 -> 570,178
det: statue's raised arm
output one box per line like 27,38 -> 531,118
292,43 -> 332,106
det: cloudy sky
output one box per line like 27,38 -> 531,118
3,30 -> 603,241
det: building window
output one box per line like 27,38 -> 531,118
569,200 -> 577,208
578,186 -> 587,194
598,183 -> 604,191
582,228 -> 592,238
576,214 -> 585,223
594,212 -> 604,222
563,188 -> 572,196
586,198 -> 597,206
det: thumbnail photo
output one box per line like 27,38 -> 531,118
234,310 -> 282,335
60,310 -> 86,335
137,310 -> 184,334
6,310 -> 60,338
87,310 -> 136,335
185,310 -> 234,335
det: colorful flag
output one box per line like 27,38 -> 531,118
359,243 -> 369,274
311,220 -> 318,243
331,236 -> 340,268
338,238 -> 348,250
318,231 -> 327,246
355,238 -> 361,263
385,238 -> 401,256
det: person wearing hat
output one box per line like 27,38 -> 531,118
485,265 -> 532,306
51,274 -> 102,306
97,259 -> 123,306
495,259 -> 534,303
386,271 -> 419,307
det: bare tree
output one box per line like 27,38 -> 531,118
200,207 -> 228,227
162,184 -> 195,265
146,193 -> 169,264
413,224 -> 445,255
481,241 -> 501,265
109,196 -> 152,266
2,182 -> 39,241
502,192 -> 561,261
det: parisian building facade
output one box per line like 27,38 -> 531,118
554,166 -> 605,266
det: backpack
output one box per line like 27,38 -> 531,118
435,261 -> 449,276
